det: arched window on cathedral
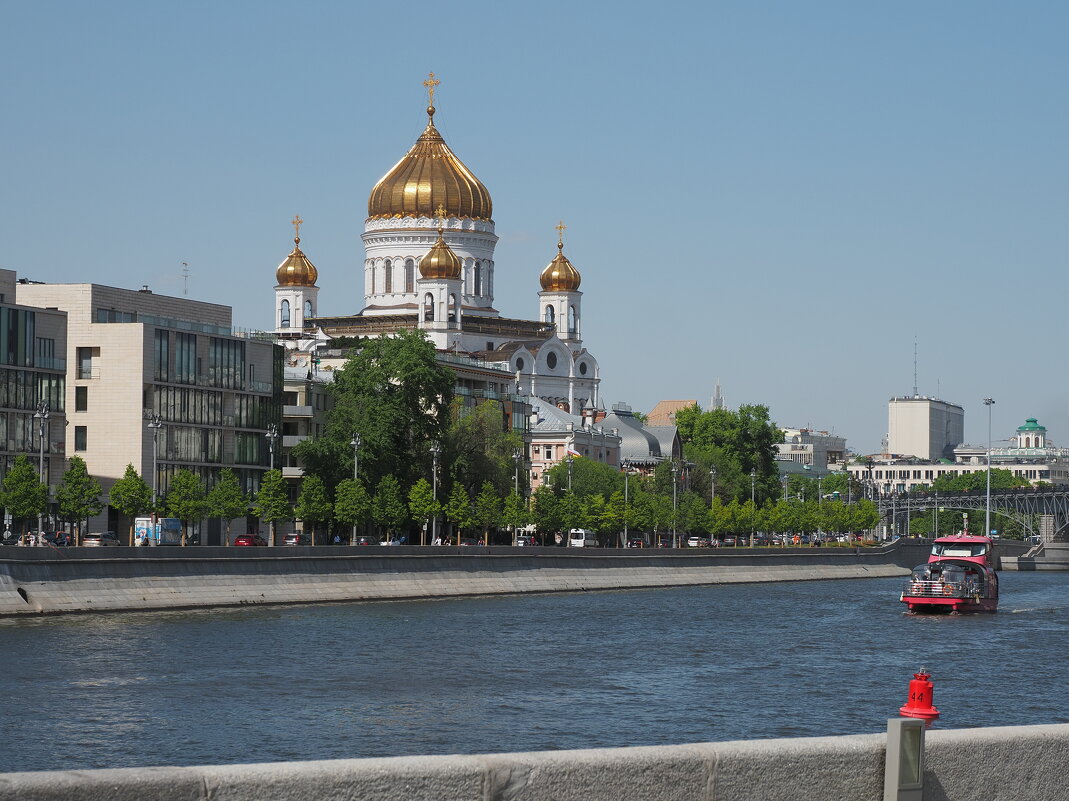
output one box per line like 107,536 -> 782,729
423,292 -> 434,322
474,261 -> 482,296
449,293 -> 459,323
405,259 -> 415,293
384,259 -> 392,293
568,305 -> 577,334
304,300 -> 313,321
544,305 -> 555,325
279,299 -> 290,328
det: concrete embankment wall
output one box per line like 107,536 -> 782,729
0,544 -> 915,616
2,723 -> 1067,801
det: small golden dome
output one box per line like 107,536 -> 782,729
368,107 -> 493,221
275,236 -> 319,287
419,226 -> 463,280
540,242 -> 581,291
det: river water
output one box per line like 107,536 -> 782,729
1,572 -> 1067,773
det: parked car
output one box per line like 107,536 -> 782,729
233,534 -> 268,546
83,531 -> 120,547
626,538 -> 647,549
686,536 -> 711,548
283,533 -> 311,546
353,535 -> 377,546
515,535 -> 537,546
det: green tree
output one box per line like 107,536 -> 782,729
543,457 -> 622,501
164,468 -> 207,546
932,468 -> 1029,492
295,474 -> 332,544
253,469 -> 291,546
444,482 -> 472,544
334,478 -> 372,543
293,330 -> 454,490
372,474 -> 408,540
109,464 -> 154,546
530,485 -> 561,541
472,481 -> 502,544
206,468 -> 248,545
501,490 -> 529,542
3,454 -> 46,540
56,456 -> 103,545
448,401 -> 524,496
407,477 -> 439,545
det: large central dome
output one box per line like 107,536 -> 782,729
367,107 -> 493,221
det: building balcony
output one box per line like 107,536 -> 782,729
282,466 -> 305,478
76,367 -> 100,380
283,405 -> 313,417
282,435 -> 308,448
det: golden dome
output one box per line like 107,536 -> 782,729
275,237 -> 318,287
367,106 -> 493,221
419,226 -> 463,280
540,242 -> 581,291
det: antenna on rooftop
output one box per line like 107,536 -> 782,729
181,262 -> 190,296
913,337 -> 918,397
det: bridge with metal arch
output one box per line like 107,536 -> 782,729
876,487 -> 1069,540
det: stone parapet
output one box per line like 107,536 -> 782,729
1,723 -> 1067,801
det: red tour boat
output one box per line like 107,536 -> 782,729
900,534 -> 998,614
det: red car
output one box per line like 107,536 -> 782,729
234,534 -> 267,546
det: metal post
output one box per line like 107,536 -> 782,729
148,415 -> 164,548
710,468 -> 717,508
566,455 -> 573,493
750,467 -> 756,545
623,460 -> 630,545
265,424 -> 279,546
350,433 -> 361,545
984,398 -> 995,538
672,463 -> 679,548
430,441 -> 440,547
34,401 -> 49,544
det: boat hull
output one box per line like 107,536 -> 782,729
901,594 -> 997,614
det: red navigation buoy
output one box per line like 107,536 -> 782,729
899,668 -> 940,721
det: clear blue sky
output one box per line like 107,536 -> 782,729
4,1 -> 1067,454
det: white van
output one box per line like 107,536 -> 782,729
568,528 -> 597,548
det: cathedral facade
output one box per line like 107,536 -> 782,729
273,80 -> 602,415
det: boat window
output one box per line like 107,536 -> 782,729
932,543 -> 988,557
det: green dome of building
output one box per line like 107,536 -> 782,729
1017,418 -> 1046,432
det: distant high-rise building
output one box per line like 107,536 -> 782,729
887,395 -> 964,461
710,380 -> 725,410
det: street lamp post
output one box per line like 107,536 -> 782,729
750,468 -> 756,546
672,462 -> 679,548
350,433 -> 361,545
984,397 -> 995,538
265,423 -> 279,546
147,415 -> 164,548
429,441 -> 441,547
622,459 -> 631,546
34,401 -> 49,544
710,468 -> 717,508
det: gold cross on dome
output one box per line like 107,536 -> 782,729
555,220 -> 567,246
292,215 -> 303,240
423,72 -> 441,106
435,204 -> 448,219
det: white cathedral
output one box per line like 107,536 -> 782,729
273,79 -> 602,414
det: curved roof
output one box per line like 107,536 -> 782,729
540,243 -> 581,291
276,237 -> 318,287
1017,418 -> 1046,432
367,107 -> 492,221
600,405 -> 664,464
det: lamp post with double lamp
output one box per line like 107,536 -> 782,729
349,433 -> 361,544
671,462 -> 679,548
34,401 -> 49,545
430,441 -> 441,546
566,454 -> 574,492
264,424 -> 279,546
709,468 -> 716,508
147,414 -> 164,547
984,397 -> 995,538
749,468 -> 756,545
622,459 -> 632,546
